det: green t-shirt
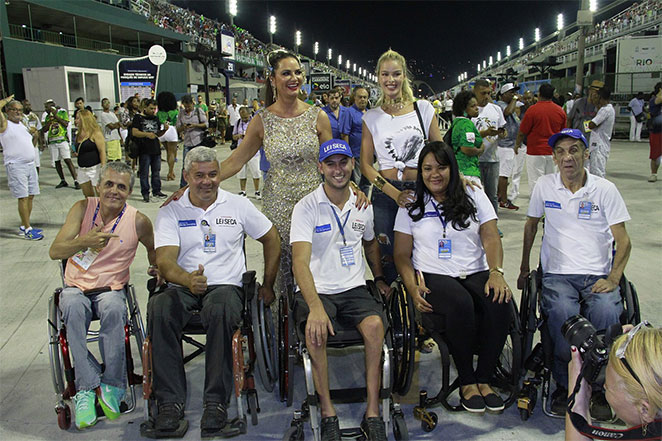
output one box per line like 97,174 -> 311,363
157,109 -> 179,125
45,109 -> 69,144
451,117 -> 483,178
196,103 -> 208,112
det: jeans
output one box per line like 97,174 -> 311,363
59,287 -> 127,391
180,145 -> 195,188
148,284 -> 243,405
139,153 -> 162,197
371,178 -> 416,284
479,161 -> 499,214
540,273 -> 622,388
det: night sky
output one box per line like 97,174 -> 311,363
173,1 -> 635,92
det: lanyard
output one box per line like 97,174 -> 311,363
92,202 -> 126,234
330,206 -> 351,246
432,201 -> 449,238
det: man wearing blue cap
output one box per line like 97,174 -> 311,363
290,139 -> 391,441
518,128 -> 631,417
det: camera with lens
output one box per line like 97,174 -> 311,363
562,315 -> 621,385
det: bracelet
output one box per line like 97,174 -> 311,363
372,174 -> 387,191
374,275 -> 386,283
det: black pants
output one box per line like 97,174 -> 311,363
148,284 -> 243,405
421,271 -> 510,386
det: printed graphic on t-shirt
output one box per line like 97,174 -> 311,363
142,118 -> 159,133
384,124 -> 424,165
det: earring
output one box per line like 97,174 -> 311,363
272,84 -> 278,101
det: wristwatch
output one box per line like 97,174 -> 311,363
490,267 -> 504,275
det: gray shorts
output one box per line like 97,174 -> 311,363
6,161 -> 40,198
294,285 -> 385,336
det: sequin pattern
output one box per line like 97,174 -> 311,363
261,106 -> 321,298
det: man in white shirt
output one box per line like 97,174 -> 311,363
518,128 -> 631,415
21,99 -> 43,173
149,146 -> 280,437
291,139 -> 391,441
472,80 -> 507,216
0,96 -> 42,240
627,92 -> 645,142
226,97 -> 241,146
587,86 -> 615,178
98,98 -> 123,162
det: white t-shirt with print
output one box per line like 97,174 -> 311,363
472,102 -> 506,162
590,104 -> 615,150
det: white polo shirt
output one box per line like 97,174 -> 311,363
472,102 -> 506,163
527,171 -> 630,276
393,188 -> 497,278
155,188 -> 273,287
290,184 -> 375,295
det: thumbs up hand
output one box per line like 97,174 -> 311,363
189,264 -> 207,294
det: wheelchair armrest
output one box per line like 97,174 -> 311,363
147,277 -> 168,298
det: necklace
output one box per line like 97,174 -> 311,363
381,97 -> 408,113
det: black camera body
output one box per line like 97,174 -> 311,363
562,315 -> 620,385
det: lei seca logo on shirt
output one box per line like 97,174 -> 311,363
215,216 -> 237,226
352,220 -> 365,233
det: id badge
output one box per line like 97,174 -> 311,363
583,120 -> 592,132
70,248 -> 100,271
438,239 -> 452,259
339,246 -> 355,267
204,233 -> 216,253
578,201 -> 592,220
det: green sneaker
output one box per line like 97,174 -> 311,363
97,383 -> 124,420
73,390 -> 97,429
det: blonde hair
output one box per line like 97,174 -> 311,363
608,327 -> 662,421
374,49 -> 415,107
76,109 -> 101,139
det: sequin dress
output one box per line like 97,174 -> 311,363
261,106 -> 321,298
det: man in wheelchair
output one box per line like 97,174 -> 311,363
49,162 -> 159,429
149,147 -> 280,437
290,140 -> 392,441
518,128 -> 632,416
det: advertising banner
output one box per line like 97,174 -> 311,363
116,45 -> 165,102
310,72 -> 332,94
616,37 -> 662,93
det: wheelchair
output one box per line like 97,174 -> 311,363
517,268 -> 641,421
281,279 -> 415,441
140,270 -> 278,438
47,261 -> 146,430
408,279 -> 523,433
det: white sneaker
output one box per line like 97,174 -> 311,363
648,174 -> 657,182
254,191 -> 262,200
238,191 -> 247,197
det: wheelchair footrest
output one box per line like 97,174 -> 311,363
201,417 -> 246,439
140,418 -> 189,439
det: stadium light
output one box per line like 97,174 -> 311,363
458,75 -> 462,83
534,27 -> 540,42
506,45 -> 511,57
327,48 -> 332,61
268,16 -> 276,44
589,0 -> 598,12
228,0 -> 237,17
464,72 -> 467,80
314,42 -> 319,55
346,59 -> 350,71
338,54 -> 342,67
295,31 -> 301,46
519,37 -> 524,50
489,56 -> 493,66
483,59 -> 486,69
497,51 -> 501,62
477,63 -> 481,72
353,63 -> 356,73
557,13 -> 564,31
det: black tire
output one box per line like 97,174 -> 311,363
520,408 -> 531,421
248,392 -> 259,426
282,425 -> 304,441
57,404 -> 71,430
421,412 -> 437,432
393,413 -> 409,441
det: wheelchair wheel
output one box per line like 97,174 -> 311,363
48,291 -> 66,399
56,404 -> 71,430
282,424 -> 304,441
389,280 -> 416,395
252,294 -> 278,393
520,270 -> 541,365
421,411 -> 437,432
392,410 -> 409,441
492,300 -> 523,407
620,276 -> 641,325
247,391 -> 259,426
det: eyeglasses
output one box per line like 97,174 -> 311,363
6,107 -> 22,112
614,320 -> 652,388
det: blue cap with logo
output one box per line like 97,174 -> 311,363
548,128 -> 588,149
319,139 -> 353,162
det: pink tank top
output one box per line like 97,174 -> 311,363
65,197 -> 139,291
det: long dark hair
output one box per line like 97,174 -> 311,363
264,50 -> 300,106
408,141 -> 477,230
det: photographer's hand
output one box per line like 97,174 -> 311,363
565,346 -> 593,441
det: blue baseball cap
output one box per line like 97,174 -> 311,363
548,128 -> 588,149
319,139 -> 353,162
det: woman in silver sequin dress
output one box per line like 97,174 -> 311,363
218,50 -> 333,303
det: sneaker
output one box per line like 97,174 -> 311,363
460,390 -> 486,413
143,195 -> 150,203
498,228 -> 504,238
97,383 -> 124,420
73,389 -> 97,429
153,191 -> 168,199
56,180 -> 68,188
200,402 -> 227,433
254,191 -> 262,200
590,389 -> 614,421
481,391 -> 505,412
499,200 -> 520,210
74,181 -> 80,190
320,415 -> 341,441
550,386 -> 568,416
649,174 -> 657,182
238,191 -> 247,197
20,226 -> 43,235
361,415 -> 387,441
23,229 -> 44,241
155,402 -> 185,432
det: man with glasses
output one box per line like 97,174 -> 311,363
0,95 -> 43,240
518,128 -> 632,417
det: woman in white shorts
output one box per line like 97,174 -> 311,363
157,92 -> 180,181
74,110 -> 106,197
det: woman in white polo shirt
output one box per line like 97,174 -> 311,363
394,141 -> 512,414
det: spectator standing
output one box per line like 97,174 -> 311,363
508,90 -> 533,203
196,95 -> 209,119
627,92 -> 645,142
449,91 -> 483,184
0,96 -> 43,240
120,96 -> 141,169
342,86 -> 369,185
41,99 -> 79,189
156,92 -> 179,181
443,93 -> 454,123
21,99 -> 43,174
472,79 -> 506,216
648,82 -> 662,182
226,97 -> 241,145
587,86 -> 615,178
176,94 -> 208,188
234,107 -> 261,199
131,99 -> 168,202
567,80 -> 603,144
216,103 -> 228,145
323,88 -> 350,139
496,83 -> 521,210
74,109 -> 106,198
516,83 -> 566,191
98,98 -> 123,162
